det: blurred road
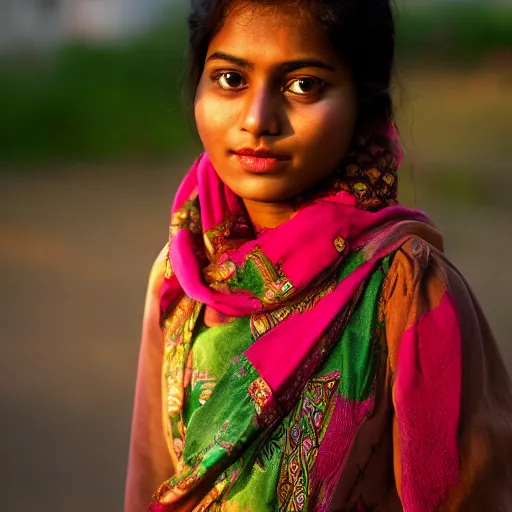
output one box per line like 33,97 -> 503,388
0,167 -> 182,512
0,163 -> 511,512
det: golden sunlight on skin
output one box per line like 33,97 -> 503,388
194,3 -> 358,228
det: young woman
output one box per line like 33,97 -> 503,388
125,1 -> 512,510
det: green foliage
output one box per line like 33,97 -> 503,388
0,17 -> 197,164
396,4 -> 512,63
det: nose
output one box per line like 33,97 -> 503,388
240,83 -> 281,138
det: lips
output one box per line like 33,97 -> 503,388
232,147 -> 289,173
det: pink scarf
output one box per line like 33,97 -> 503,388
159,151 -> 436,402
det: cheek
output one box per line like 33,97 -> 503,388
194,95 -> 217,150
194,89 -> 238,152
293,95 -> 357,160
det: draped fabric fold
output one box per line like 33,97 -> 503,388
125,147 -> 512,512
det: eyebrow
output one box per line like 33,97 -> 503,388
206,51 -> 336,73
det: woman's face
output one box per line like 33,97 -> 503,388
194,3 -> 358,206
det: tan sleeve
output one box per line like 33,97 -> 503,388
383,238 -> 512,511
124,246 -> 175,512
383,239 -> 439,507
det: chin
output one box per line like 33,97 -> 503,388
228,180 -> 302,204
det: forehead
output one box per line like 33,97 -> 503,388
207,4 -> 341,66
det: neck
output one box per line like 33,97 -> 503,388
243,199 -> 295,229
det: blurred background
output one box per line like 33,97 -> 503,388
0,0 -> 511,510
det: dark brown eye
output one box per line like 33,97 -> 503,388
218,72 -> 245,90
287,77 -> 323,95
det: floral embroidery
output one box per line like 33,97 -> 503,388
249,377 -> 278,427
250,275 -> 337,339
249,377 -> 274,414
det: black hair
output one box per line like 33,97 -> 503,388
188,0 -> 396,130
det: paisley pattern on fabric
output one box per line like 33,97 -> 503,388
277,374 -> 339,511
162,296 -> 203,461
